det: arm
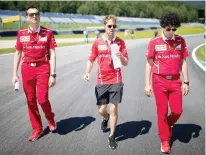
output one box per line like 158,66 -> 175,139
144,59 -> 153,97
182,59 -> 189,82
117,40 -> 128,66
84,42 -> 98,81
144,39 -> 155,97
48,48 -> 56,87
49,48 -> 56,75
181,58 -> 189,96
86,60 -> 94,74
120,55 -> 128,66
181,38 -> 189,96
12,50 -> 22,85
84,60 -> 94,81
145,59 -> 153,86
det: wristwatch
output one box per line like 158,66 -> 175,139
183,82 -> 189,86
50,74 -> 56,78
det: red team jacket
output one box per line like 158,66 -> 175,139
89,36 -> 128,85
15,26 -> 57,63
146,34 -> 189,75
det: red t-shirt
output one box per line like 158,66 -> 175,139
89,36 -> 128,85
15,26 -> 57,63
146,34 -> 189,75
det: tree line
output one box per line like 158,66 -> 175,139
0,1 -> 198,22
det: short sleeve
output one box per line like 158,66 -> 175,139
49,31 -> 57,49
15,31 -> 23,51
89,41 -> 98,61
146,40 -> 155,59
182,39 -> 189,59
120,40 -> 128,59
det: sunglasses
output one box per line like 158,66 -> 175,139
28,13 -> 40,17
107,25 -> 117,29
166,28 -> 177,32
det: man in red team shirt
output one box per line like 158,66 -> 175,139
12,6 -> 57,142
83,15 -> 128,149
144,13 -> 189,154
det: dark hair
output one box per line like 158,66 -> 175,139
160,13 -> 181,28
25,6 -> 39,16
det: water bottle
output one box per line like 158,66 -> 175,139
14,81 -> 20,91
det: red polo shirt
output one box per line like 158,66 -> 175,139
89,36 -> 128,85
15,26 -> 57,63
146,34 -> 189,75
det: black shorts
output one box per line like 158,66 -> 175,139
95,82 -> 124,105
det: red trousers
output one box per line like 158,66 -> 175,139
152,73 -> 182,142
21,62 -> 55,131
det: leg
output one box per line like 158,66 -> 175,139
153,83 -> 170,142
95,84 -> 110,131
168,82 -> 182,126
108,83 -> 123,136
36,64 -> 55,130
22,65 -> 43,131
98,104 -> 109,119
109,103 -> 118,136
107,83 -> 123,149
21,64 -> 43,142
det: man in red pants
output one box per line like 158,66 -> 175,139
12,6 -> 57,142
144,13 -> 189,154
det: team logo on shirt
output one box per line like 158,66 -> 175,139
98,45 -> 108,51
155,44 -> 167,51
20,36 -> 30,42
39,36 -> 47,42
175,44 -> 182,50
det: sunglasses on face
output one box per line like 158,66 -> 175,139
28,13 -> 39,17
166,28 -> 177,32
107,25 -> 117,29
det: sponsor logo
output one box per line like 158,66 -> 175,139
156,54 -> 181,59
20,36 -> 30,42
39,36 -> 47,42
98,45 -> 108,51
155,44 -> 167,51
175,44 -> 182,50
176,39 -> 181,43
23,45 -> 46,49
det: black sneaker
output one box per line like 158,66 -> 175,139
108,135 -> 117,149
101,113 -> 109,131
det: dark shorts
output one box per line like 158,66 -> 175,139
95,82 -> 124,105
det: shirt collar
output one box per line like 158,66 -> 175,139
102,33 -> 116,43
28,25 -> 40,34
161,32 -> 175,41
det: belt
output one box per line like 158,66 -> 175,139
154,73 -> 180,80
24,62 -> 48,67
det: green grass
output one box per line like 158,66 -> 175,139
0,48 -> 16,55
196,44 -> 205,62
2,21 -> 137,30
2,21 -> 103,30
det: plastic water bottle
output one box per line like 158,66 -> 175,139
14,81 -> 20,91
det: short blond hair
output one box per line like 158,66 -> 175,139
103,15 -> 117,25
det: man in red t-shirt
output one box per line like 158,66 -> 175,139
12,6 -> 57,142
83,15 -> 128,149
144,13 -> 190,154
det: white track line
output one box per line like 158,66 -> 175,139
192,43 -> 206,72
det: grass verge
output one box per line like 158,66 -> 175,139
196,44 -> 205,62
